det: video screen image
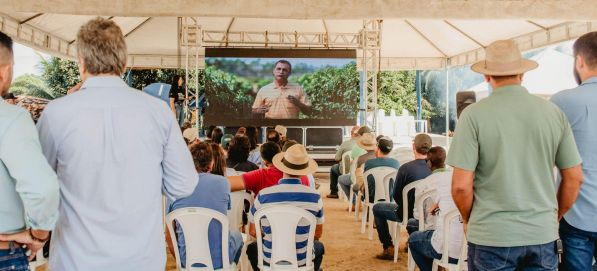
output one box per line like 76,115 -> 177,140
204,49 -> 359,126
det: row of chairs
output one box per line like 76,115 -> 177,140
338,151 -> 468,271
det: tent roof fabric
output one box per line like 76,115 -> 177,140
1,1 -> 596,70
4,0 -> 597,20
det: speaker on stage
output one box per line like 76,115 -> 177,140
456,91 -> 476,119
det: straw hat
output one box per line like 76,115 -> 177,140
182,128 -> 198,143
471,40 -> 538,76
272,144 -> 318,176
357,133 -> 377,151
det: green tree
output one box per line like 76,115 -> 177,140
377,71 -> 433,118
9,74 -> 54,100
39,56 -> 80,99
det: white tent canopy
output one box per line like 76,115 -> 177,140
1,1 -> 597,70
0,0 -> 597,70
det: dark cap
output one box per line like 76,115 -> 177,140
377,136 -> 393,154
414,134 -> 432,154
357,126 -> 371,136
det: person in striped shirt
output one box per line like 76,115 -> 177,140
246,144 -> 325,271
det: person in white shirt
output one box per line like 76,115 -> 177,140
408,146 -> 463,271
36,17 -> 198,271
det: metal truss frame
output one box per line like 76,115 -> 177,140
360,19 -> 382,130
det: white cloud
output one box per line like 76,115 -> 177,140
12,43 -> 49,79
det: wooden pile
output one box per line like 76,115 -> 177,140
15,96 -> 50,122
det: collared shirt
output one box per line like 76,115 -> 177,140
252,82 -> 310,119
241,165 -> 309,195
249,178 -> 324,267
37,76 -> 198,271
0,100 -> 59,233
363,157 -> 400,202
447,84 -> 581,247
334,137 -> 358,161
551,77 -> 597,232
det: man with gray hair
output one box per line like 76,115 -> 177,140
36,18 -> 198,271
0,31 -> 60,270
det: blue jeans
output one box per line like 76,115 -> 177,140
409,230 -> 457,271
468,241 -> 558,271
338,174 -> 353,200
559,218 -> 597,271
329,164 -> 341,195
246,240 -> 325,271
373,202 -> 420,250
0,242 -> 29,271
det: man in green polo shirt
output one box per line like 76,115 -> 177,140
447,40 -> 584,271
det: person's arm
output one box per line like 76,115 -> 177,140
228,175 -> 247,192
249,223 -> 256,238
161,109 -> 198,201
314,224 -> 323,240
557,165 -> 583,220
251,91 -> 268,114
287,95 -> 312,115
451,168 -> 474,224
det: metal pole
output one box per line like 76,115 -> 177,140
445,67 -> 450,149
195,19 -> 200,134
415,70 -> 422,132
359,70 -> 366,126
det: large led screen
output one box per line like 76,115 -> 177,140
204,48 -> 359,126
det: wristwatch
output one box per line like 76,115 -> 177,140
29,230 -> 50,243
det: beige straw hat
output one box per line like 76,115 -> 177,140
272,144 -> 318,176
357,133 -> 377,151
471,40 -> 538,76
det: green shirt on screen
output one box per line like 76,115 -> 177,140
446,84 -> 581,247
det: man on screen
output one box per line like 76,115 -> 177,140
252,60 -> 312,119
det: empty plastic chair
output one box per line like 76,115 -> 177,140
253,205 -> 317,271
167,207 -> 234,271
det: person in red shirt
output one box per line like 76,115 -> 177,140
228,141 -> 309,195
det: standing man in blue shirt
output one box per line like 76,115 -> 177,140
551,31 -> 597,271
0,31 -> 60,270
36,18 -> 198,271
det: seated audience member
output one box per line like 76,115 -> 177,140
373,133 -> 432,260
283,140 -> 316,189
338,133 -> 377,200
327,125 -> 361,198
236,127 -> 246,136
227,135 -> 259,173
210,143 -> 228,176
408,146 -> 462,271
411,146 -> 451,231
221,134 -> 234,150
246,144 -> 325,271
212,127 -> 224,145
180,121 -> 192,133
227,142 -> 309,195
246,126 -> 262,166
275,125 -> 287,148
166,142 -> 243,269
205,125 -> 216,142
182,127 -> 199,146
360,136 -> 400,202
266,129 -> 280,144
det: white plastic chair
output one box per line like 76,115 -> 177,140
229,191 -> 254,271
346,159 -> 359,216
360,167 -> 398,240
167,207 -> 234,271
389,180 -> 425,264
254,205 -> 317,271
338,152 -> 352,201
432,209 -> 468,271
402,188 -> 438,270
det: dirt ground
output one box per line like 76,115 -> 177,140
38,173 -> 410,271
